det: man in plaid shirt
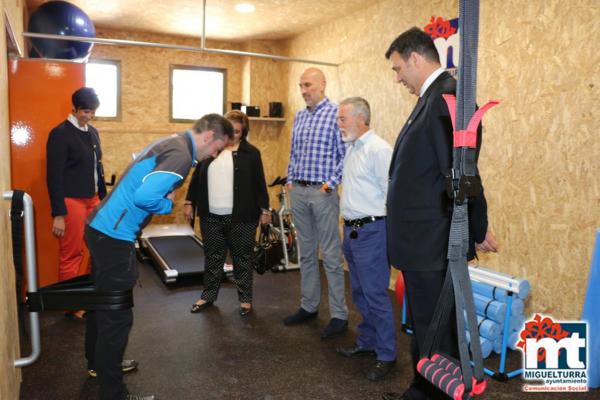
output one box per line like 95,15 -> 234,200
283,68 -> 349,339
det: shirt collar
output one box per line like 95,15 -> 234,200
307,97 -> 329,112
186,130 -> 198,167
67,114 -> 88,132
349,129 -> 374,148
420,67 -> 446,97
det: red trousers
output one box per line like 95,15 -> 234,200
58,195 -> 100,281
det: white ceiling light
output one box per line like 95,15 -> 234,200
235,3 -> 255,13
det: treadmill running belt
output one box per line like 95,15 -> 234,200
147,235 -> 205,274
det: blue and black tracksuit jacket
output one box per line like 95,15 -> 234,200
88,131 -> 197,242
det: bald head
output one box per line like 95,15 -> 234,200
299,68 -> 326,109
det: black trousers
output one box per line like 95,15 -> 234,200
402,268 -> 458,400
200,214 -> 257,303
84,226 -> 137,400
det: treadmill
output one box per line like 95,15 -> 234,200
138,224 -> 205,283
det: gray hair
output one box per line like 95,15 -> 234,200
340,97 -> 371,126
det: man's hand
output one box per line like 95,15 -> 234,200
183,204 -> 193,222
286,182 -> 293,190
52,216 -> 66,237
476,230 -> 499,253
319,183 -> 333,194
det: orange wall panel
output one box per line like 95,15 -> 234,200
9,59 -> 85,288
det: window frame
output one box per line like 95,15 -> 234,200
85,58 -> 122,121
169,64 -> 227,123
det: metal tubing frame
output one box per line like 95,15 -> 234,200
4,191 -> 41,368
468,265 -> 524,295
22,32 -> 340,67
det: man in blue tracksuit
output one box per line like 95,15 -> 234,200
84,114 -> 233,400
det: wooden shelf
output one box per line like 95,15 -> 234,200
248,117 -> 286,122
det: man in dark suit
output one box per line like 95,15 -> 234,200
382,28 -> 498,400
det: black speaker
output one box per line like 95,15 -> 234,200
231,102 -> 242,111
246,106 -> 260,117
269,102 -> 283,118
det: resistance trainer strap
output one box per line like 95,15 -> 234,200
418,0 -> 499,399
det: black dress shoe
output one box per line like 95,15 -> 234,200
239,306 -> 252,316
125,394 -> 156,400
381,392 -> 409,400
283,308 -> 318,325
366,359 -> 396,381
190,302 -> 213,313
336,344 -> 377,358
321,318 -> 348,339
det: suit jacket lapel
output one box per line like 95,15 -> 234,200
389,72 -> 453,174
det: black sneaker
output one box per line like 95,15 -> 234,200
88,359 -> 138,378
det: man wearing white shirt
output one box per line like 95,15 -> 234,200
335,97 -> 396,382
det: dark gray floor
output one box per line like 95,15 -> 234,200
19,261 -> 598,400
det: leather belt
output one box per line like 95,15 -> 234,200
295,180 -> 325,186
343,216 -> 384,227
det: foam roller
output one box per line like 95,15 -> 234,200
493,330 -> 521,354
431,354 -> 488,396
511,298 -> 524,315
476,315 -> 500,340
417,358 -> 466,400
474,293 -> 506,323
465,331 -> 493,359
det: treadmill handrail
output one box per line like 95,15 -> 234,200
4,190 -> 41,368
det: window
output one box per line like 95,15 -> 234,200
170,65 -> 226,122
85,59 -> 121,120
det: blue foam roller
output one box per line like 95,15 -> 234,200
493,330 -> 520,353
464,312 -> 501,340
511,298 -> 524,315
465,331 -> 493,359
510,315 -> 525,332
477,315 -> 500,341
472,280 -> 510,301
474,293 -> 506,323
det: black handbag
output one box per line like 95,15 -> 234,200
252,224 -> 282,274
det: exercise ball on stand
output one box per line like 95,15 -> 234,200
28,1 -> 96,60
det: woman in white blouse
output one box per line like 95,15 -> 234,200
184,111 -> 270,316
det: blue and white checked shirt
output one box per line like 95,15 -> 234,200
287,97 -> 345,188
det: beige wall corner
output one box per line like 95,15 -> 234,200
1,1 -> 25,399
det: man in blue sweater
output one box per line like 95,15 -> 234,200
84,114 -> 233,400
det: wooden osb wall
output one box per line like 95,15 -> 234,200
1,1 -> 25,398
90,30 -> 288,225
281,0 -> 600,319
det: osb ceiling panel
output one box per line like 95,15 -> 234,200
26,0 -> 376,41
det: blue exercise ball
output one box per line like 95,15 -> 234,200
28,1 -> 96,60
